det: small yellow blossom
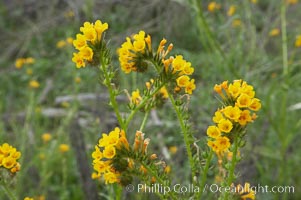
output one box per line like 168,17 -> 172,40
218,119 -> 233,133
208,2 -> 221,12
206,125 -> 221,139
0,143 -> 21,173
29,80 -> 40,89
59,144 -> 70,153
131,89 -> 142,105
15,58 -> 25,69
56,40 -> 66,48
42,133 -> 52,143
227,5 -> 236,17
295,35 -> 301,47
168,146 -> 178,154
24,197 -> 34,200
269,28 -> 280,37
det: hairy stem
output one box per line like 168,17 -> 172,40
168,94 -> 196,183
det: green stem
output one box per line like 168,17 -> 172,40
0,181 -> 17,200
197,150 -> 213,199
100,61 -> 125,130
139,110 -> 150,132
281,0 -> 288,77
124,83 -> 165,129
168,94 -> 196,183
224,136 -> 239,200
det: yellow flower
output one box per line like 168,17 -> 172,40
227,5 -> 236,17
56,40 -> 66,48
176,75 -> 190,87
24,197 -> 34,200
238,110 -> 253,126
66,37 -> 74,44
131,89 -> 142,105
269,28 -> 280,37
185,79 -> 196,95
249,98 -> 261,111
160,86 -> 169,99
218,119 -> 233,133
59,144 -> 70,153
94,20 -> 109,39
92,146 -> 103,160
172,55 -> 185,72
103,146 -> 116,159
42,133 -> 52,143
250,0 -> 257,4
208,2 -> 221,12
25,57 -> 35,64
213,110 -> 224,123
236,182 -> 256,200
295,35 -> 301,47
223,106 -> 241,121
29,80 -> 40,89
215,136 -> 231,152
2,156 -> 16,169
236,94 -> 252,108
164,165 -> 171,174
0,143 -> 21,172
15,58 -> 26,69
206,125 -> 221,139
73,34 -> 87,50
72,52 -> 85,68
79,46 -> 94,61
104,171 -> 119,184
168,146 -> 178,154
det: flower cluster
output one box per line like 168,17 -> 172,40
15,57 -> 35,69
118,30 -> 196,95
72,20 -> 109,68
92,128 -> 168,186
207,80 -> 261,153
92,127 -> 129,184
0,143 -> 21,173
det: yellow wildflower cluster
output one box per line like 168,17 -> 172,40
15,57 -> 35,69
208,2 -> 221,12
0,143 -> 21,173
118,30 -> 168,73
118,31 -> 196,95
72,20 -> 109,68
59,144 -> 70,153
207,80 -> 261,153
92,127 -> 129,184
172,55 -> 196,94
56,37 -> 74,48
295,35 -> 301,47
